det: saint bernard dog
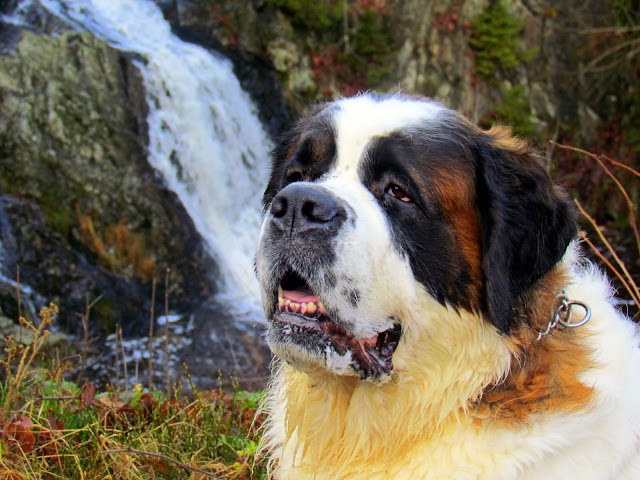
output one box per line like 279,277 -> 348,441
255,93 -> 640,479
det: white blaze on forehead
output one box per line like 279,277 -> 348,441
332,95 -> 444,172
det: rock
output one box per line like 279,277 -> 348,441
0,29 -> 216,336
87,300 -> 271,392
159,0 -> 633,148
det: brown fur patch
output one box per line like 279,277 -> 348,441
485,125 -> 531,155
431,166 -> 483,307
473,268 -> 595,424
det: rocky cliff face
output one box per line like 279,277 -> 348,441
0,28 -> 217,335
0,3 -> 277,389
160,0 -> 638,152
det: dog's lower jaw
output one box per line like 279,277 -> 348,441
265,311 -> 404,384
266,322 -> 400,383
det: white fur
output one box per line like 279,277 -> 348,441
263,258 -> 640,479
332,94 -> 443,174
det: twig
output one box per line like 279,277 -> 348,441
113,324 -> 121,390
601,154 -> 640,178
545,119 -> 561,167
569,25 -> 640,35
342,0 -> 350,54
553,142 -> 640,257
575,200 -> 640,306
579,231 -> 637,303
100,448 -> 223,478
16,266 -> 22,343
116,324 -> 129,391
148,277 -> 156,390
77,293 -> 102,383
164,268 -> 171,399
34,395 -> 78,402
583,37 -> 640,73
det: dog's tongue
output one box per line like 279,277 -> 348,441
282,289 -> 319,304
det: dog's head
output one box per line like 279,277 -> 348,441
256,93 -> 576,382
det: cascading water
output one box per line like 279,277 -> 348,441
26,0 -> 272,323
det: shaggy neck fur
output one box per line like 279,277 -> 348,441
261,262 -> 599,478
475,265 -> 594,423
262,292 -> 515,476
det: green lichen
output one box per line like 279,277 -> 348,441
469,1 -> 534,82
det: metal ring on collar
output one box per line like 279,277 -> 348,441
557,300 -> 592,328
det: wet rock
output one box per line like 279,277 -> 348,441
88,300 -> 271,392
0,29 -> 216,335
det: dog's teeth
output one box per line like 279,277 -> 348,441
278,297 -> 285,312
291,302 -> 300,313
301,303 -> 308,315
307,303 -> 317,315
318,302 -> 327,315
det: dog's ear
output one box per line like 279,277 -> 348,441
472,127 -> 577,334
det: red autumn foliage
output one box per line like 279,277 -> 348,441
3,417 -> 35,454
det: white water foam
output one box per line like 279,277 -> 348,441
34,0 -> 271,322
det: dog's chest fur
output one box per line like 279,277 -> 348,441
264,268 -> 640,479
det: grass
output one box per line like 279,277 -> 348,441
0,304 -> 268,479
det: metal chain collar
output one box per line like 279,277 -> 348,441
536,293 -> 592,341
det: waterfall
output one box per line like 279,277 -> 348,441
28,0 -> 272,322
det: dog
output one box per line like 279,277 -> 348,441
255,93 -> 640,479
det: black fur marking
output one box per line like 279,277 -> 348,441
472,136 -> 577,334
360,132 -> 475,310
263,111 -> 337,208
343,288 -> 361,307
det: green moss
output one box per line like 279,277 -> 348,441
469,1 -> 533,82
39,184 -> 75,238
493,85 -> 537,138
266,0 -> 343,32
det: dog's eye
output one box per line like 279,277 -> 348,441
387,184 -> 412,203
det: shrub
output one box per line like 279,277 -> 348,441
469,1 -> 532,82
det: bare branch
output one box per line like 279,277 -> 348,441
553,142 -> 640,257
583,37 -> 640,73
575,200 -> 640,306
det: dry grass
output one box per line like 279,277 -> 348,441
0,304 -> 267,479
78,215 -> 156,280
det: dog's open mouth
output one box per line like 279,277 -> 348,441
270,270 -> 402,381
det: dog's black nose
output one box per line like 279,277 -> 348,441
270,184 -> 343,231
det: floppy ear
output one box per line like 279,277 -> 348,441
473,129 -> 577,334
